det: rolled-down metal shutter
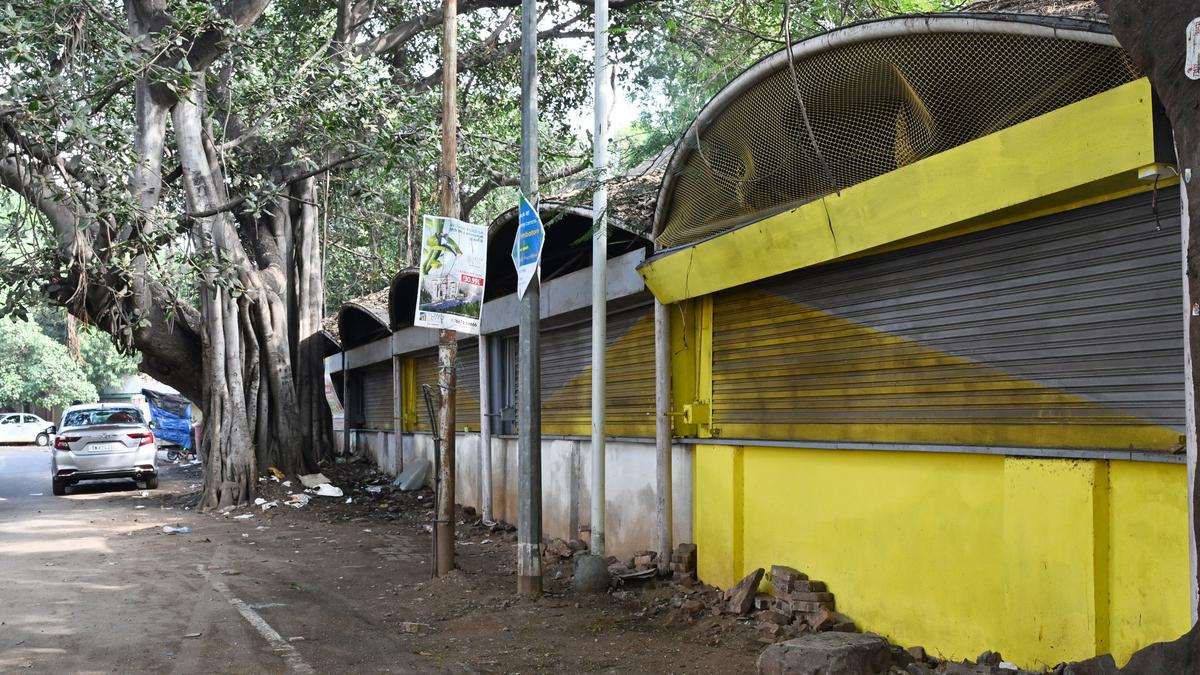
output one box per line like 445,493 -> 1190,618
542,305 -> 656,437
711,190 -> 1184,451
356,362 -> 394,430
412,344 -> 482,433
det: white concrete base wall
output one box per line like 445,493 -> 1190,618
341,429 -> 693,561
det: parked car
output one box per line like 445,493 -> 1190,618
0,413 -> 55,446
51,403 -> 158,496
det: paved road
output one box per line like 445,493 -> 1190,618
0,445 -> 436,674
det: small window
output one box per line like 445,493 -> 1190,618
0,415 -> 17,425
23,415 -> 38,424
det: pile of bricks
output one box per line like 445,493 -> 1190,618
668,543 -> 697,583
725,564 -> 857,638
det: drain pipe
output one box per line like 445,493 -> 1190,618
479,333 -> 494,523
654,298 -> 672,571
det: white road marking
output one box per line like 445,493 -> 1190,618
197,564 -> 315,674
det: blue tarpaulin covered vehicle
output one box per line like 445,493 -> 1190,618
142,389 -> 192,451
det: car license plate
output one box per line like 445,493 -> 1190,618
87,443 -> 120,453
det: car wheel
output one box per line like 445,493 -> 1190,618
52,479 -> 67,496
144,475 -> 159,490
35,433 -> 49,447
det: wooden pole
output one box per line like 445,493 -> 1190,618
408,172 -> 420,267
435,0 -> 459,577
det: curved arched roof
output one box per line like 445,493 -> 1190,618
652,12 -> 1136,248
317,328 -> 342,357
337,289 -> 391,349
484,200 -> 651,302
388,267 -> 420,330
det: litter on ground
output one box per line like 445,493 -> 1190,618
299,473 -> 331,489
162,526 -> 191,534
310,484 -> 343,498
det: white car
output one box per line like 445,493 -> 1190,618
51,403 -> 158,495
0,413 -> 55,446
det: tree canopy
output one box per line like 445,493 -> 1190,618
0,0 -> 965,506
0,318 -> 98,410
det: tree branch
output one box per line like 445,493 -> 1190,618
460,159 -> 589,220
417,14 -> 591,91
184,152 -> 365,219
361,0 -> 649,56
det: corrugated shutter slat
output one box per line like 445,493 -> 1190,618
711,190 -> 1184,451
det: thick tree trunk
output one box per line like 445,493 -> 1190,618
292,177 -> 334,470
1099,0 -> 1200,623
173,79 -> 327,508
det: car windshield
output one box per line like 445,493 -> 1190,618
62,408 -> 144,427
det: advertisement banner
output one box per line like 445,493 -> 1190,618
512,192 -> 545,299
414,215 -> 488,335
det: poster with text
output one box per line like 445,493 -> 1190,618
414,215 -> 488,334
323,370 -> 344,416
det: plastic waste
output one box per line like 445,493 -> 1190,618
233,514 -> 254,520
287,494 -> 311,508
394,458 -> 432,491
260,500 -> 278,511
269,467 -> 285,481
311,484 -> 343,498
364,485 -> 384,494
162,526 -> 192,534
299,473 -> 331,489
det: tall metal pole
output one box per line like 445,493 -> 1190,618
654,299 -> 672,572
517,0 -> 542,597
590,0 -> 610,557
435,0 -> 459,577
479,333 -> 493,523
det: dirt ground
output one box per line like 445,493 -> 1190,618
2,447 -> 1084,674
0,445 -> 765,674
241,458 -> 766,674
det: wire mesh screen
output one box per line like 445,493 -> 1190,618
657,31 -> 1139,249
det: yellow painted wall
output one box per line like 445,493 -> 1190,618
694,444 -> 1191,668
1108,461 -> 1192,663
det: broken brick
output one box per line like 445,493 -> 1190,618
671,543 -> 698,568
756,609 -> 792,626
753,593 -> 777,611
788,591 -> 834,603
770,565 -> 807,584
804,607 -> 836,632
790,600 -> 835,613
725,567 -> 765,615
791,580 -> 826,593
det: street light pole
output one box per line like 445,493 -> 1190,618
516,0 -> 543,597
590,0 -> 610,558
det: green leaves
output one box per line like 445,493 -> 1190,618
0,318 -> 99,410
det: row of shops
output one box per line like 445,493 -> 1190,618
324,11 -> 1193,668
